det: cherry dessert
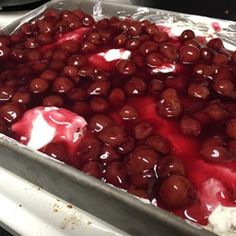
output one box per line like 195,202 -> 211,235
0,8 -> 236,226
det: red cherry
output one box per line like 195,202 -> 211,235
119,105 -> 138,120
131,171 -> 154,189
105,162 -> 127,188
207,38 -> 223,51
205,102 -> 228,121
201,136 -> 234,162
159,43 -> 178,61
81,161 -> 101,179
67,88 -> 87,101
117,136 -> 135,155
179,45 -> 201,63
29,78 -> 49,94
158,156 -> 185,178
126,146 -> 159,175
98,126 -> 125,147
42,95 -> 64,107
43,142 -> 68,162
0,103 -> 23,123
99,144 -> 120,162
116,60 -> 136,76
90,97 -> 109,113
188,83 -> 209,99
108,88 -> 125,106
159,175 -> 195,208
72,102 -> 91,117
77,137 -> 101,163
89,114 -> 113,133
180,116 -> 202,136
226,119 -> 236,139
124,77 -> 146,96
0,86 -> 15,102
145,135 -> 171,155
12,92 -> 31,105
180,30 -> 195,41
139,41 -> 158,55
87,81 -> 110,96
53,77 -> 74,93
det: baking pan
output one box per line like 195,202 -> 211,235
0,0 -> 234,235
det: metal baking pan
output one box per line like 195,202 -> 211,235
1,0 -> 234,235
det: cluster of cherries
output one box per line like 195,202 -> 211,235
0,7 -> 236,220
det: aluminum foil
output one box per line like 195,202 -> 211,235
2,0 -> 236,50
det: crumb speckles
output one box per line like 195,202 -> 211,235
60,214 -> 81,230
53,203 -> 60,213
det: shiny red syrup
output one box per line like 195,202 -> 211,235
0,8 -> 236,226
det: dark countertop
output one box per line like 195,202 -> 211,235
133,0 -> 236,21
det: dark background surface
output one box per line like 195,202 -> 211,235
134,0 -> 236,21
1,0 -> 236,21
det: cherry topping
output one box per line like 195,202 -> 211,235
180,30 -> 195,41
126,146 -> 159,175
42,95 -> 64,107
44,142 -> 68,162
88,81 -> 110,96
205,101 -> 228,121
99,144 -> 120,162
108,88 -> 125,106
105,162 -> 127,188
117,136 -> 135,155
146,52 -> 162,67
29,78 -> 49,94
90,97 -> 109,113
81,161 -> 101,178
188,82 -> 209,99
179,45 -> 201,63
0,86 -> 15,102
158,156 -> 185,178
0,103 -> 23,123
201,136 -> 234,162
124,77 -> 146,96
12,92 -> 31,105
226,119 -> 236,139
159,175 -> 195,209
213,79 -> 234,96
207,38 -> 223,51
131,170 -> 154,189
157,89 -> 182,118
114,34 -> 127,47
180,116 -> 201,136
119,105 -> 138,120
77,137 -> 101,162
98,126 -> 125,147
53,77 -> 74,93
145,135 -> 171,155
139,41 -> 158,55
40,69 -> 57,82
159,43 -> 178,61
89,114 -> 113,133
116,60 -> 136,76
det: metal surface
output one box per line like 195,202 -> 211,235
1,0 -> 235,235
0,135 -> 214,236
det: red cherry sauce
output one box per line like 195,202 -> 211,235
1,9 -> 236,226
11,107 -> 87,164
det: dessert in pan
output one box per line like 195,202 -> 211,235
0,4 -> 236,235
